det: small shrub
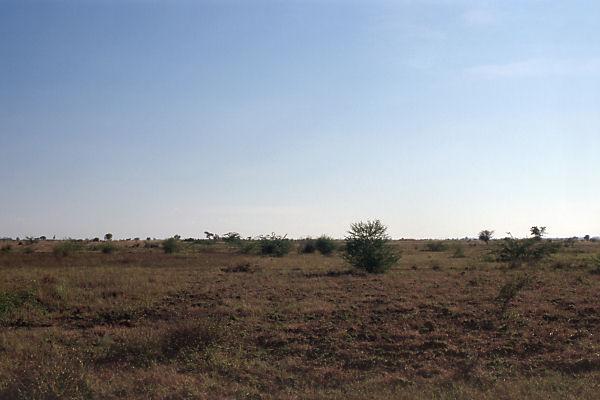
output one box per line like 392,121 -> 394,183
315,236 -> 336,255
424,241 -> 447,252
222,262 -> 258,273
452,244 -> 466,258
496,275 -> 531,315
53,241 -> 82,257
299,238 -> 317,254
590,255 -> 600,275
92,237 -> 100,242
259,234 -> 292,257
343,220 -> 399,273
162,237 -> 180,254
0,289 -> 37,319
100,242 -> 117,254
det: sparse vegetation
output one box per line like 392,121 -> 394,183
496,274 -> 531,315
52,240 -> 81,257
343,220 -> 399,273
452,243 -> 466,258
0,235 -> 598,399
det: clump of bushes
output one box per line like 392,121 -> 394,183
162,237 -> 181,254
52,241 -> 82,257
343,220 -> 399,273
424,241 -> 448,252
259,234 -> 292,257
493,226 -> 561,267
315,236 -> 336,255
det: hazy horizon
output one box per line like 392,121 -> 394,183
2,1 -> 599,240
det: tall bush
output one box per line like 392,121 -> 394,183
343,220 -> 399,273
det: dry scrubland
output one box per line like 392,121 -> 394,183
1,239 -> 599,399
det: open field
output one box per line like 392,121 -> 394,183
1,239 -> 599,399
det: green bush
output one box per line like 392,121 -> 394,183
451,244 -> 466,258
162,237 -> 180,254
259,234 -> 292,257
53,241 -> 82,257
424,241 -> 447,252
299,239 -> 317,254
493,228 -> 561,267
100,242 -> 117,254
315,236 -> 336,255
343,220 -> 399,273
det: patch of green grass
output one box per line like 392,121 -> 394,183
0,289 -> 37,319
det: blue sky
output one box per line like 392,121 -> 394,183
1,0 -> 599,239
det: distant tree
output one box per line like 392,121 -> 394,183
223,232 -> 242,245
530,226 -> 546,240
104,233 -> 113,241
39,236 -> 47,241
478,230 -> 494,244
584,234 -> 590,241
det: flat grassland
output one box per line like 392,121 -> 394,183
1,239 -> 599,399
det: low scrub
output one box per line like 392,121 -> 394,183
162,237 -> 181,254
259,234 -> 292,257
424,241 -> 448,252
52,241 -> 82,257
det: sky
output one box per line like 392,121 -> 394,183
1,0 -> 599,240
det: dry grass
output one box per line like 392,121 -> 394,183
0,239 -> 599,399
